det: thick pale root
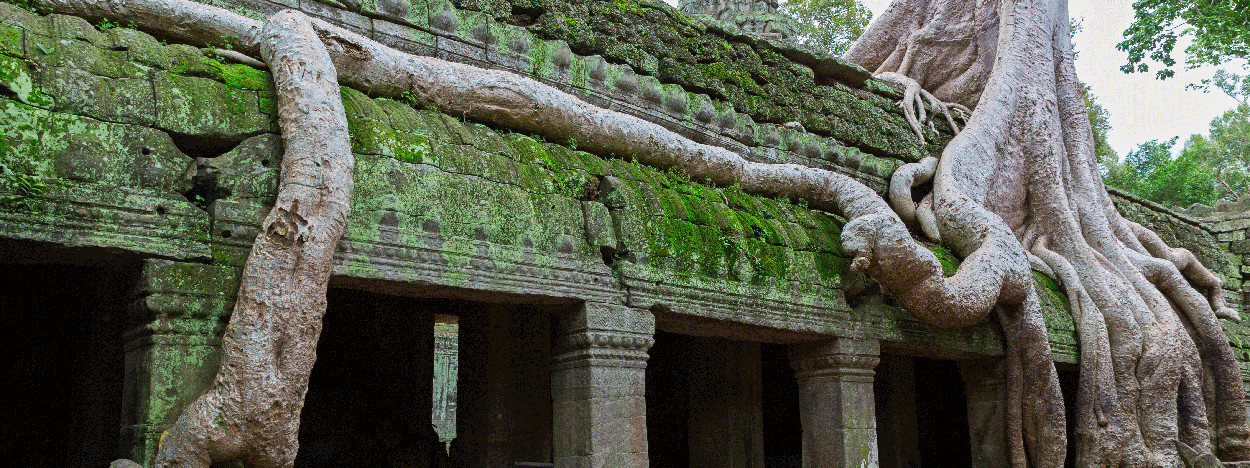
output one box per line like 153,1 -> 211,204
876,72 -> 966,142
34,0 -> 1042,465
150,8 -> 355,467
872,0 -> 1250,465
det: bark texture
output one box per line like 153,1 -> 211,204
852,0 -> 1250,466
36,0 -> 1249,466
150,8 -> 352,467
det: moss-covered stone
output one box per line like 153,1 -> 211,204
0,53 -> 53,108
153,71 -> 272,139
38,65 -> 155,126
0,20 -> 23,58
0,96 -> 188,193
26,29 -> 143,79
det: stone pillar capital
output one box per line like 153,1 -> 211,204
789,338 -> 881,382
552,302 -> 655,370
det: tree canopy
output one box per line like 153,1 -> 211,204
1103,70 -> 1250,207
1119,0 -> 1250,79
780,0 -> 871,55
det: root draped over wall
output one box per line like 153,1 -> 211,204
32,0 -> 1250,466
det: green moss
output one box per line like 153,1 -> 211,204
204,57 -> 270,91
813,251 -> 848,283
0,54 -> 53,107
927,245 -> 959,277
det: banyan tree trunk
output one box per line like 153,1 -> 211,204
849,0 -> 1250,465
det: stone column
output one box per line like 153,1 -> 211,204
960,358 -> 1009,468
551,302 -> 654,468
120,260 -> 239,465
788,338 -> 881,468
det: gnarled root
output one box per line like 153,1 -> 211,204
150,9 -> 354,467
1129,221 -> 1240,321
889,156 -> 942,241
1131,249 -> 1250,460
873,0 -> 1250,465
876,72 -> 967,142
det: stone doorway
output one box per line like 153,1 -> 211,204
0,260 -> 133,467
875,355 -> 974,467
293,290 -> 555,468
645,331 -> 802,467
295,288 -> 442,467
1057,364 -> 1079,468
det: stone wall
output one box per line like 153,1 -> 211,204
0,0 -> 1195,383
1200,209 -> 1250,312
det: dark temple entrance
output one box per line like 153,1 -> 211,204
646,331 -> 802,467
296,288 -> 443,467
876,355 -> 974,467
296,290 -> 553,467
0,258 -> 134,467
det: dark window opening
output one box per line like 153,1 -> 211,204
1058,366 -> 1080,468
761,343 -> 802,467
296,289 -> 445,467
646,331 -> 692,468
647,332 -> 801,467
876,355 -> 974,467
0,262 -> 131,467
298,292 -> 552,468
915,357 -> 972,466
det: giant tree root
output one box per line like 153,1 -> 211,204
854,0 -> 1250,465
151,9 -> 353,467
38,0 -> 1249,466
45,0 -> 1055,465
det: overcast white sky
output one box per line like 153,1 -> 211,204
666,0 -> 1247,158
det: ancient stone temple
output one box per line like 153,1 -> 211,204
1,0 -> 1248,467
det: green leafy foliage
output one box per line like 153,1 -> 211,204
1103,68 -> 1249,207
1118,0 -> 1250,79
1106,137 -> 1221,207
779,0 -> 872,56
1181,103 -> 1250,201
97,18 -> 119,31
2,0 -> 44,13
1081,82 -> 1118,172
1198,67 -> 1250,104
